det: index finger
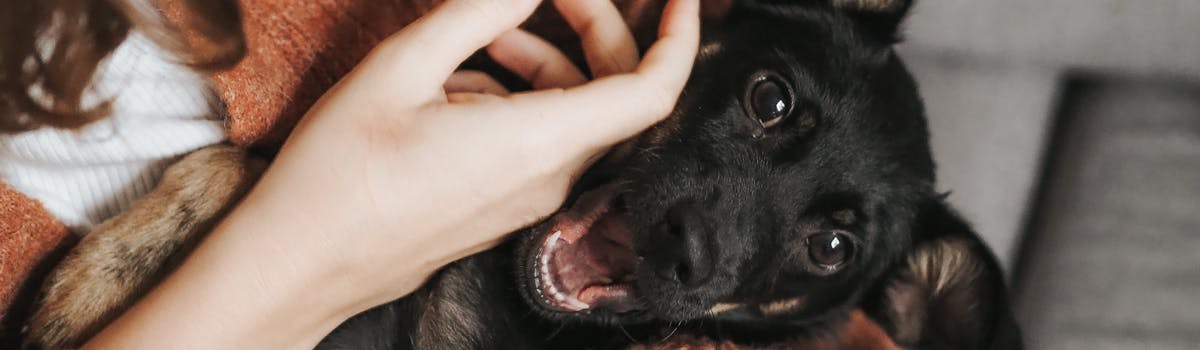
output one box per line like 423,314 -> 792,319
508,0 -> 700,152
369,0 -> 542,92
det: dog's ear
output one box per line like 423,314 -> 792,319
827,0 -> 914,42
876,200 -> 1023,350
722,0 -> 914,44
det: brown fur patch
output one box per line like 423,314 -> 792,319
25,145 -> 264,349
757,297 -> 806,316
832,0 -> 904,12
884,237 -> 984,345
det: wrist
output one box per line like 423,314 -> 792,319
84,194 -> 378,349
216,182 -> 456,318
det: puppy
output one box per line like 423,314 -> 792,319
320,0 -> 1021,349
25,0 -> 1022,349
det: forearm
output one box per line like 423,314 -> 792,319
80,196 -> 402,349
76,108 -> 544,349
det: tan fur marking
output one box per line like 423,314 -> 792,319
832,0 -> 904,12
757,297 -> 806,316
832,209 -> 857,225
26,145 -> 265,349
698,40 -> 724,60
708,302 -> 745,315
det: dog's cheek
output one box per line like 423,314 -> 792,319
640,111 -> 686,150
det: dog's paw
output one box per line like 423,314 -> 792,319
24,145 -> 265,349
24,251 -> 142,349
158,144 -> 268,201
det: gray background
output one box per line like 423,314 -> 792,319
899,1 -> 1200,348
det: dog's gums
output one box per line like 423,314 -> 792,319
530,184 -> 641,314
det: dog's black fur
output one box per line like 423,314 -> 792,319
317,1 -> 1022,349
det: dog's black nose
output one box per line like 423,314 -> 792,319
656,204 -> 715,288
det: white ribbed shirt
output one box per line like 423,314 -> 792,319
0,32 -> 227,234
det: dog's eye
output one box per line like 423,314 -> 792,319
806,232 -> 851,268
747,76 -> 792,128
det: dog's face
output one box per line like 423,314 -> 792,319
517,0 -> 932,328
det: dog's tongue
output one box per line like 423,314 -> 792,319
579,284 -> 640,313
536,184 -> 641,313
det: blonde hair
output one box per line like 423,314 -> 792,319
0,0 -> 246,132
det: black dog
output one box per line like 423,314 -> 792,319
318,1 -> 1022,349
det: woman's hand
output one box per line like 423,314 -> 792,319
84,0 -> 699,349
259,0 -> 698,311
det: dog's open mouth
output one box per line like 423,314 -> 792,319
530,183 -> 642,314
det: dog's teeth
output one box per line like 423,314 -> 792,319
540,232 -> 556,271
537,230 -> 588,311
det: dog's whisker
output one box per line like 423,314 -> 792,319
544,323 -> 568,341
765,265 -> 785,295
617,323 -> 638,344
521,308 -> 538,318
659,321 -> 683,343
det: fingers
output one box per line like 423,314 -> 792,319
487,30 -> 588,89
507,0 -> 700,152
636,0 -> 701,94
445,70 -> 510,95
372,0 -> 542,91
554,0 -> 640,78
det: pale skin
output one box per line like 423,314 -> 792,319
81,0 -> 699,348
